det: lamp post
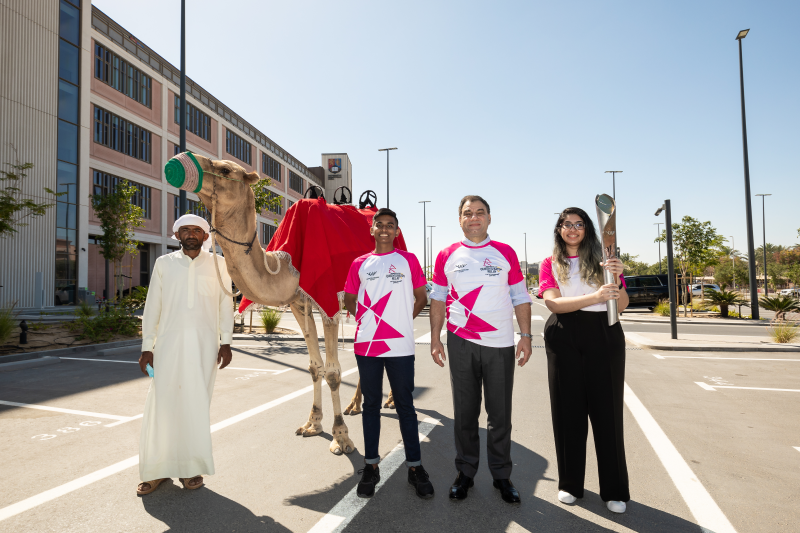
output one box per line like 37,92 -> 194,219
179,0 -> 187,215
654,222 -> 663,274
419,201 -> 430,278
428,225 -> 435,268
736,29 -> 759,319
378,148 -> 397,208
755,193 -> 771,295
729,235 -> 736,290
604,170 -> 623,201
524,232 -> 529,289
655,201 -> 677,339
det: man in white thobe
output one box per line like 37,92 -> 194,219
136,214 -> 234,495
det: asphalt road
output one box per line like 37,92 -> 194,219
0,305 -> 797,532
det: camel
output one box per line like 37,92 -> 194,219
171,153 -> 392,455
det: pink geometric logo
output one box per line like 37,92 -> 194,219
483,258 -> 492,267
447,285 -> 497,340
388,264 -> 397,274
355,289 -> 403,356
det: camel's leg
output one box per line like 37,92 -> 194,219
344,379 -> 362,415
291,300 -> 324,437
383,389 -> 396,410
323,318 -> 355,455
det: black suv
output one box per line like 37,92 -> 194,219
624,275 -> 671,308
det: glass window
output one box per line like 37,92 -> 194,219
56,202 -> 76,230
57,162 -> 78,204
59,0 -> 80,45
58,40 -> 80,85
289,171 -> 303,193
226,129 -> 251,165
93,42 -> 151,107
57,120 -> 78,164
57,80 -> 79,124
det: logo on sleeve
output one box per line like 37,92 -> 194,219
385,264 -> 406,284
480,258 -> 503,277
366,271 -> 379,281
454,263 -> 469,273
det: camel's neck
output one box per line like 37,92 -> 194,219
211,191 -> 259,295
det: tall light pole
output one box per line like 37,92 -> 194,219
419,201 -> 430,277
523,232 -> 529,289
428,225 -> 435,269
604,170 -> 623,201
729,235 -> 736,290
654,222 -> 663,274
736,29 -> 759,319
378,148 -> 397,208
656,201 -> 677,339
756,193 -> 771,295
179,0 -> 187,215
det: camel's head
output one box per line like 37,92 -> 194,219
164,151 -> 260,215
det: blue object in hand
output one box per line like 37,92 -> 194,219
146,363 -> 154,378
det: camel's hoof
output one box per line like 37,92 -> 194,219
302,428 -> 322,437
383,402 -> 395,410
295,426 -> 305,435
330,446 -> 343,455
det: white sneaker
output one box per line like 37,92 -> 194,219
558,490 -> 577,504
607,500 -> 627,513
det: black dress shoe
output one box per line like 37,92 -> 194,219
408,465 -> 435,499
356,465 -> 380,498
449,471 -> 474,500
493,479 -> 521,504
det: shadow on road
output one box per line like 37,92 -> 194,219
141,482 -> 292,532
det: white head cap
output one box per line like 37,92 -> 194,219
172,214 -> 212,251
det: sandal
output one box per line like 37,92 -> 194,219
180,475 -> 204,490
136,478 -> 168,496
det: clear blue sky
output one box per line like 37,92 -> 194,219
94,0 -> 799,267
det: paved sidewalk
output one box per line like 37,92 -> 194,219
620,314 -> 772,327
625,331 -> 800,352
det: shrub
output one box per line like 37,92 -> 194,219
259,307 -> 282,333
704,289 -> 746,318
654,300 -> 670,317
759,295 -> 800,321
767,320 -> 799,344
0,302 -> 17,345
76,299 -> 95,318
120,286 -> 148,313
67,306 -> 139,342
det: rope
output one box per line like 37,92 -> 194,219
211,188 -> 241,299
263,248 -> 281,275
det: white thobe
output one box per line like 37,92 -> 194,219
139,249 -> 233,481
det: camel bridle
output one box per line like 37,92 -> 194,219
206,166 -> 282,300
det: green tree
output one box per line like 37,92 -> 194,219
1,155 -> 62,237
197,178 -> 282,219
91,180 -> 145,301
619,253 -> 650,276
713,256 -> 749,290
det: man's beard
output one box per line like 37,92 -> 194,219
180,238 -> 203,251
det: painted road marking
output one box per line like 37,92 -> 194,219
794,447 -> 800,453
60,359 -> 293,374
60,357 -> 136,363
0,366 -> 360,523
624,383 -> 736,533
652,354 -> 666,359
695,383 -> 800,393
414,331 -> 444,344
532,316 -> 544,321
307,418 -> 441,533
104,414 -> 143,428
0,400 -> 129,421
657,356 -> 800,362
226,367 -> 292,374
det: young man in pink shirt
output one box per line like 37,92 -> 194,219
343,208 -> 434,499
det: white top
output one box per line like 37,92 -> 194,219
432,236 -> 530,348
537,256 -> 626,312
345,249 -> 426,357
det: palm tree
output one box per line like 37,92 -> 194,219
759,295 -> 800,321
705,289 -> 745,318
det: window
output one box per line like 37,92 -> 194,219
174,96 -> 211,142
286,200 -> 294,211
92,170 -> 152,219
93,106 -> 152,163
261,223 -> 278,245
226,129 -> 251,165
262,153 -> 281,182
94,42 -> 151,107
289,171 -> 303,194
173,196 -> 208,220
263,190 -> 282,215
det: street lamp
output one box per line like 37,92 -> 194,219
378,148 -> 397,208
736,28 -> 759,319
654,222 -> 663,274
419,201 -> 430,278
755,193 -> 771,295
524,232 -> 529,289
655,201 -> 677,339
604,171 -> 623,201
179,0 -> 187,215
428,226 -> 436,269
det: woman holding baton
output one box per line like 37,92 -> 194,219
538,207 -> 630,513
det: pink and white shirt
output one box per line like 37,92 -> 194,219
537,256 -> 626,312
345,249 -> 426,357
432,236 -> 530,348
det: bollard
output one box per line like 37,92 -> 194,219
19,320 -> 28,344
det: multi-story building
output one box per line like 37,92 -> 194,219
0,1 -> 352,306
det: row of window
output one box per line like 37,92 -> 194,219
94,106 -> 152,163
92,170 -> 152,219
262,153 -> 281,183
261,223 -> 278,246
174,196 -> 207,221
226,130 -> 251,165
264,190 -> 282,215
94,43 -> 152,108
288,170 -> 303,194
174,96 -> 212,142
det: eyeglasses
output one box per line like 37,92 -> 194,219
560,222 -> 585,230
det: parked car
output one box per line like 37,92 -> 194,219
54,284 -> 76,306
623,275 -> 671,308
689,283 -> 720,297
780,288 -> 800,298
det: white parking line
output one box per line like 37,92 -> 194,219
60,357 -> 136,364
308,418 -> 441,533
414,331 -> 443,344
794,447 -> 800,453
0,400 -> 130,421
0,366 -> 360,523
104,414 -> 143,428
695,382 -> 717,391
656,355 -> 800,362
60,359 -> 293,375
624,383 -> 736,533
695,383 -> 800,393
225,367 -> 292,374
532,316 -> 544,321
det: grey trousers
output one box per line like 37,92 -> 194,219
447,331 -> 516,480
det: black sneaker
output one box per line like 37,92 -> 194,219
356,465 -> 380,498
408,465 -> 435,499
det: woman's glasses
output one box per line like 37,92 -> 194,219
560,222 -> 585,230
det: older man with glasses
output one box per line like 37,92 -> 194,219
429,195 -> 532,504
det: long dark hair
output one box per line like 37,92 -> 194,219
552,207 -> 603,287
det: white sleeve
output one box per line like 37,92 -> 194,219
141,260 -> 163,352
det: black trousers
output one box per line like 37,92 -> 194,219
447,331 -> 515,480
543,311 -> 630,502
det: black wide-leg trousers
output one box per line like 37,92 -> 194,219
447,331 -> 516,480
543,310 -> 630,502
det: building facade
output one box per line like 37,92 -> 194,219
0,1 -> 349,306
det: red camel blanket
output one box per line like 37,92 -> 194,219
238,198 -> 407,320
